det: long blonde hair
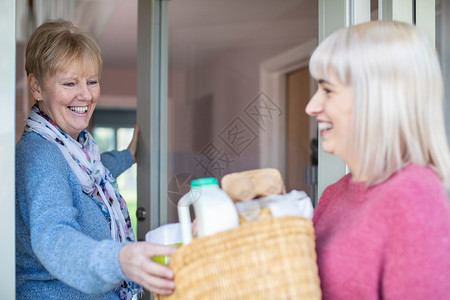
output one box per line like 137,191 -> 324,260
309,20 -> 450,188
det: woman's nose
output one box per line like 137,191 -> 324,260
305,91 -> 322,116
77,83 -> 93,100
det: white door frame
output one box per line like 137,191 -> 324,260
136,0 -> 169,241
0,0 -> 16,298
316,0 -> 371,200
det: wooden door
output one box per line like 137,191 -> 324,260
286,67 -> 311,193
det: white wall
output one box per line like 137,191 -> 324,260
167,40 -> 315,175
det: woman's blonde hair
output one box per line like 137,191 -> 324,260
25,19 -> 102,84
309,20 -> 450,188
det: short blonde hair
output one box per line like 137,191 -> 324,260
25,19 -> 102,84
309,20 -> 450,188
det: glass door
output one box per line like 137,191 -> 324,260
165,0 -> 319,222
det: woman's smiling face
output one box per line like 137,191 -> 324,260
30,59 -> 100,139
305,73 -> 356,170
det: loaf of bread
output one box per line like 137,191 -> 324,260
221,168 -> 286,202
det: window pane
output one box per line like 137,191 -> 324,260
117,128 -> 134,150
92,127 -> 115,153
117,127 -> 138,235
92,126 -> 138,236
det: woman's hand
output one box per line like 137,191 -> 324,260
119,242 -> 177,295
127,124 -> 140,163
192,219 -> 198,238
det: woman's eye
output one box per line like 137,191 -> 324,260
63,82 -> 75,87
88,80 -> 98,86
324,88 -> 332,94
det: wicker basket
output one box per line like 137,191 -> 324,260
155,216 -> 321,299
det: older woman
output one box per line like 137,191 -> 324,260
16,20 -> 175,299
306,21 -> 450,299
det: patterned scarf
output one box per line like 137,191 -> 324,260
25,104 -> 142,299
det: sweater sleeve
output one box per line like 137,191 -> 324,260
20,139 -> 128,294
101,149 -> 134,178
381,171 -> 450,299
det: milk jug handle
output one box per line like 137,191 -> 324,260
178,194 -> 193,245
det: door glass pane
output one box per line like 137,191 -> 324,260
92,126 -> 138,234
117,127 -> 134,150
166,0 -> 318,222
117,127 -> 138,234
92,127 -> 115,152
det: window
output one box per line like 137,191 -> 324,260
91,109 -> 138,235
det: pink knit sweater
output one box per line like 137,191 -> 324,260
313,164 -> 450,299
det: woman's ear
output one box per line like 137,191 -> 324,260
28,73 -> 42,101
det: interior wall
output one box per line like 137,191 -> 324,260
98,68 -> 137,109
168,70 -> 191,154
168,41 -> 313,177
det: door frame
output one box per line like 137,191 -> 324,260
136,0 -> 169,241
1,0 -> 16,297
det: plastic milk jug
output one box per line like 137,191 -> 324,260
178,177 -> 239,245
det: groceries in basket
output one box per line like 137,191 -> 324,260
221,168 -> 286,202
153,170 -> 321,300
161,217 -> 321,300
177,177 -> 239,245
145,223 -> 183,265
221,168 -> 314,224
235,190 -> 314,223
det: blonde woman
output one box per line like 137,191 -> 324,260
306,21 -> 450,299
16,20 -> 175,299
